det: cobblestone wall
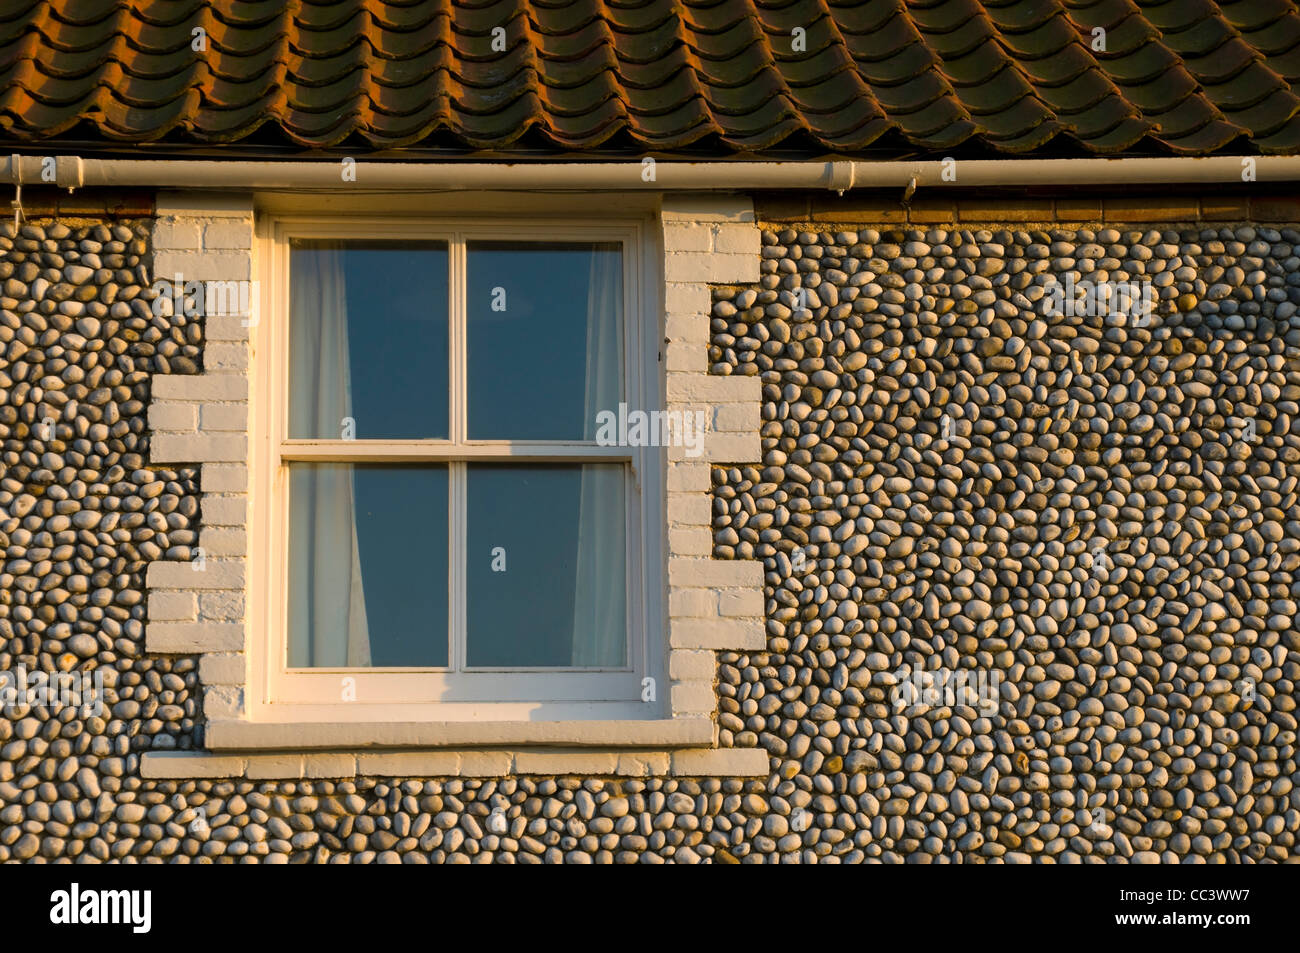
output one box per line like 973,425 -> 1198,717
0,220 -> 208,861
1,215 -> 1296,864
709,222 -> 1300,863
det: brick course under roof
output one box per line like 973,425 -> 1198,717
0,0 -> 1298,157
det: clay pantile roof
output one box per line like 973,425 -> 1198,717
0,0 -> 1298,158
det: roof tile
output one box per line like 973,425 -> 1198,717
0,0 -> 1296,155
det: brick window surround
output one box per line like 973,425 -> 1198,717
140,191 -> 768,781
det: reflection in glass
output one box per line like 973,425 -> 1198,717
467,242 -> 622,440
466,464 -> 626,668
288,464 -> 449,668
289,241 -> 449,439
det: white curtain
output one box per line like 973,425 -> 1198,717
288,244 -> 371,667
572,245 -> 624,666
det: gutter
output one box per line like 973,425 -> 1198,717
4,155 -> 1299,193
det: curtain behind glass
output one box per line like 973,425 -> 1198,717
288,244 -> 371,666
572,247 -> 625,666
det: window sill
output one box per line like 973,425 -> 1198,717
204,716 -> 715,751
140,745 -> 769,779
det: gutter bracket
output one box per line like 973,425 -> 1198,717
901,176 -> 917,207
55,155 -> 84,194
827,160 -> 855,196
9,154 -> 23,232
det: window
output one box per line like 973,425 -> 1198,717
253,218 -> 663,721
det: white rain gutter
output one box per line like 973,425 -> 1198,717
4,155 -> 1300,193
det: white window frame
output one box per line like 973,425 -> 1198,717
250,214 -> 666,723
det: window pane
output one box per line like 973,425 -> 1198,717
466,242 -> 622,440
289,241 -> 449,439
466,464 -> 626,668
288,464 -> 448,668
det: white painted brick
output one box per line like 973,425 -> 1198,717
245,755 -> 305,780
357,752 -> 463,777
200,403 -> 248,431
197,280 -> 255,321
153,221 -> 201,251
669,588 -> 717,617
204,221 -> 253,249
719,588 -> 765,617
715,254 -> 759,283
201,465 -> 248,493
711,223 -> 761,256
152,252 -> 250,282
304,754 -> 357,779
669,649 -> 716,680
204,341 -> 249,370
148,590 -> 197,622
666,373 -> 761,403
147,621 -> 244,653
200,590 -> 245,622
200,527 -> 247,556
660,251 -> 750,280
663,223 -> 712,252
202,496 -> 247,526
665,252 -> 755,283
151,433 -> 248,463
664,312 -> 709,343
670,617 -> 765,651
153,374 -> 247,401
671,680 -> 716,713
670,748 -> 768,777
672,431 -> 757,462
668,558 -> 764,589
148,401 -> 197,432
204,314 -> 251,341
667,492 -> 711,525
713,402 -> 758,432
147,559 -> 244,590
514,751 -> 618,775
663,400 -> 714,422
664,282 -> 708,313
459,752 -> 516,777
667,526 -> 712,557
665,341 -> 706,372
660,191 -> 769,707
204,686 -> 243,717
143,203 -> 258,688
666,462 -> 710,492
140,753 -> 247,779
198,653 -> 245,685
615,752 -> 672,777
